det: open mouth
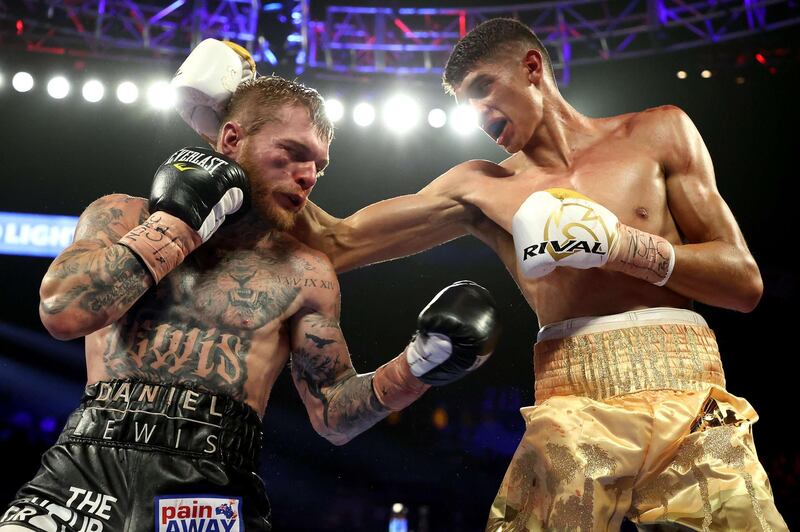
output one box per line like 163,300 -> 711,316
487,118 -> 508,141
277,192 -> 304,210
229,290 -> 258,308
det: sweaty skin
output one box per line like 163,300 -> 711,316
293,56 -> 761,326
38,106 -> 393,446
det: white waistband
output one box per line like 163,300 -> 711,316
536,307 -> 708,343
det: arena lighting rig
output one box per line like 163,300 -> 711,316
1,0 -> 798,85
1,0 -> 796,259
1,67 -> 483,133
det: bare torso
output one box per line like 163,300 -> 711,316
83,198 -> 339,416
453,110 -> 691,325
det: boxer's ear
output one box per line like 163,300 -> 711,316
524,49 -> 544,86
218,121 -> 244,157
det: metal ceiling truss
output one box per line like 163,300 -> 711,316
1,0 -> 798,83
307,0 -> 800,83
0,0 -> 305,66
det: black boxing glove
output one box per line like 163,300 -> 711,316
372,281 -> 501,410
407,280 -> 501,385
150,146 -> 250,238
118,147 -> 250,283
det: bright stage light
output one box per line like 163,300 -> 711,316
116,81 -> 139,104
450,105 -> 479,134
353,102 -> 376,127
676,70 -> 687,80
324,98 -> 344,122
47,76 -> 70,99
147,81 -> 175,109
82,80 -> 104,103
701,69 -> 712,79
12,72 -> 34,93
428,108 -> 447,128
382,94 -> 420,133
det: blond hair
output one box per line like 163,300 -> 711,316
224,75 -> 334,141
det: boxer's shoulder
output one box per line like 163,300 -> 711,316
427,159 -> 513,199
453,158 -> 513,180
276,234 -> 340,315
623,105 -> 692,140
84,193 -> 148,216
623,106 -> 705,173
275,232 -> 339,289
75,194 -> 149,242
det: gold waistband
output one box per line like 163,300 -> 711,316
533,323 -> 725,403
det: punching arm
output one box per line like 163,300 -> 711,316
293,160 -> 512,273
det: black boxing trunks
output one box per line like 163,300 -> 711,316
0,380 -> 270,531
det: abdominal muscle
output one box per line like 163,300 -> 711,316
518,265 -> 692,328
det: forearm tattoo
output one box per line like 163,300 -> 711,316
41,244 -> 151,317
614,225 -> 674,284
325,373 -> 389,435
292,321 -> 389,438
41,198 -> 154,325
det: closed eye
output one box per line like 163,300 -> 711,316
463,74 -> 493,100
278,139 -> 328,177
283,146 -> 302,160
474,79 -> 491,97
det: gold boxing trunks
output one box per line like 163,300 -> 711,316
487,308 -> 787,531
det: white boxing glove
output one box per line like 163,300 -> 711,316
511,188 -> 620,278
172,39 -> 257,144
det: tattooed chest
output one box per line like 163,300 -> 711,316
100,245 -> 332,400
188,270 -> 303,330
104,316 -> 253,400
171,250 -> 308,330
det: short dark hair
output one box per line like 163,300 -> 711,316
224,75 -> 334,142
443,18 -> 554,95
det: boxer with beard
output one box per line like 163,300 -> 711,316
0,74 -> 501,532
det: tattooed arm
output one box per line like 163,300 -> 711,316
288,264 -> 392,445
39,194 -> 153,340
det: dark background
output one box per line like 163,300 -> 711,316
1,22 -> 798,532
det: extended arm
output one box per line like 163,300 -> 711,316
293,160 -> 511,273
